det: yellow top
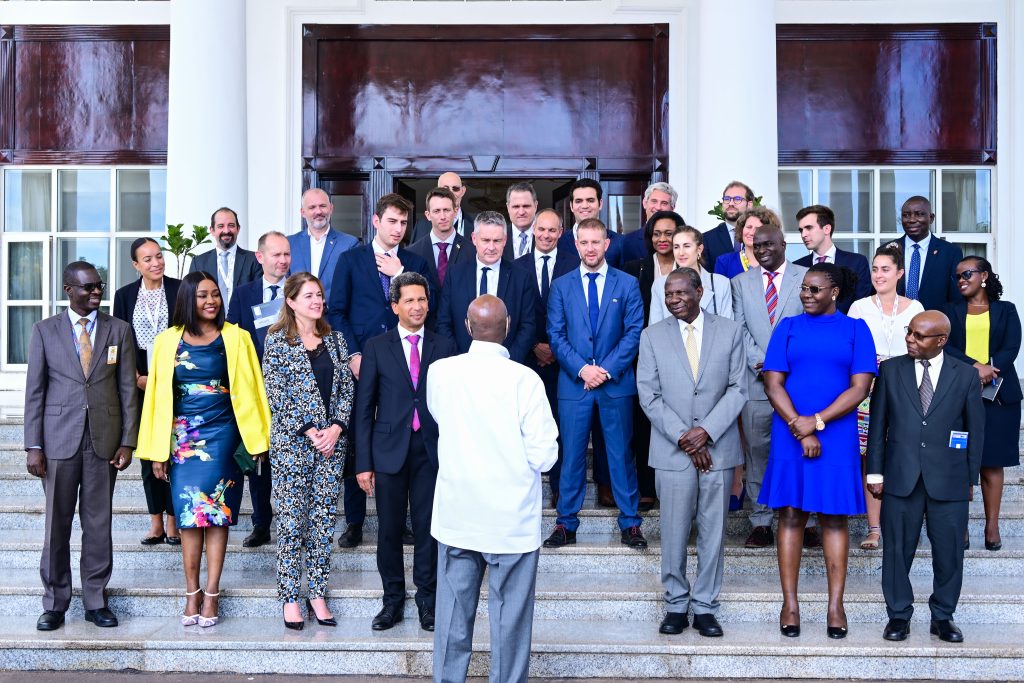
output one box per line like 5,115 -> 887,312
965,311 -> 990,365
135,323 -> 271,462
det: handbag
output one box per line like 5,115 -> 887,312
233,440 -> 257,475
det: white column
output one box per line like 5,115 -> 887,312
165,0 -> 248,255
693,0 -> 779,217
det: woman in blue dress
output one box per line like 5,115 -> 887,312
761,263 -> 876,640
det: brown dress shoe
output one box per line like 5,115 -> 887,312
597,484 -> 616,508
803,526 -> 822,548
744,525 -> 774,548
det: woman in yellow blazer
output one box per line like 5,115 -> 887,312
136,271 -> 270,627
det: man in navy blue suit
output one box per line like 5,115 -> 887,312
896,196 -> 963,312
437,211 -> 538,363
793,204 -> 872,313
328,193 -> 432,548
409,172 -> 476,244
543,218 -> 647,549
703,181 -> 753,274
557,178 -> 625,270
504,182 -> 540,262
620,182 -> 679,264
288,188 -> 359,301
407,187 -> 475,294
514,208 -> 576,506
226,230 -> 291,548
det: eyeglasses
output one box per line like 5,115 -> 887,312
722,196 -> 747,204
442,185 -> 463,193
904,326 -> 946,341
799,285 -> 833,295
67,281 -> 106,293
953,269 -> 982,282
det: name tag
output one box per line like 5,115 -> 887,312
106,345 -> 118,364
949,431 -> 969,449
252,298 -> 285,330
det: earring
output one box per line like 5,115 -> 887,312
982,282 -> 987,288
832,295 -> 837,301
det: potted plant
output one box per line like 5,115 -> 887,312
160,224 -> 210,279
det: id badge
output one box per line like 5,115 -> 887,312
949,431 -> 969,450
106,345 -> 118,365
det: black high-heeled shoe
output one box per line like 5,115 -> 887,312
284,603 -> 304,630
827,625 -> 848,639
306,598 -> 337,627
780,623 -> 800,637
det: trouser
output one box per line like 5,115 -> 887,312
740,399 -> 774,528
632,397 -> 656,498
247,459 -> 274,530
433,543 -> 539,683
41,430 -> 117,611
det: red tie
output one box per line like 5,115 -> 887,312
436,243 -> 449,286
816,255 -> 827,264
765,271 -> 779,325
408,334 -> 421,431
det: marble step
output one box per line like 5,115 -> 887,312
0,529 -> 1020,577
1,568 -> 1021,625
0,616 -> 1021,679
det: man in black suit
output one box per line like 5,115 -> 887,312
407,187 -> 474,293
514,208 -> 576,505
328,193 -> 433,548
620,182 -> 678,264
410,172 -> 475,243
188,207 -> 262,309
557,178 -> 625,270
226,230 -> 291,548
355,272 -> 457,633
793,204 -> 872,313
867,310 -> 984,644
703,181 -> 752,274
896,196 -> 964,312
437,211 -> 538,364
504,182 -> 539,261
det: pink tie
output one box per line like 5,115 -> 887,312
408,334 -> 421,431
816,255 -> 827,264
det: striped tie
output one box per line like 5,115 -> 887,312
685,324 -> 699,378
919,359 -> 934,414
765,271 -> 779,325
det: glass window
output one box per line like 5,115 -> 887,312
56,238 -> 110,301
941,170 -> 991,233
606,195 -> 643,235
880,170 -> 934,233
8,242 -> 43,300
7,307 -> 42,365
329,195 -> 364,241
3,170 -> 51,233
778,169 -> 811,228
59,170 -> 111,232
950,242 -> 987,259
116,238 -> 147,291
833,238 -> 875,260
117,169 -> 167,232
818,170 -> 873,233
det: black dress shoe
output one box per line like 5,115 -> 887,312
372,603 -> 404,631
827,625 -> 848,639
659,612 -> 689,634
692,613 -> 723,637
744,525 -> 774,548
402,526 -> 415,545
597,484 -> 616,508
779,624 -> 800,638
930,619 -> 964,643
165,536 -> 181,546
621,526 -> 648,548
638,498 -> 656,513
140,533 -> 166,545
883,618 -> 910,641
985,538 -> 1002,551
84,608 -> 118,628
242,525 -> 271,548
418,604 -> 435,632
337,523 -> 363,549
36,611 -> 65,631
543,524 -> 576,548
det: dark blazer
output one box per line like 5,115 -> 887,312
503,225 -> 531,262
189,246 -> 262,292
112,276 -> 181,376
703,222 -> 736,275
896,235 -> 963,312
436,258 -> 539,363
513,249 -> 578,347
795,247 -> 872,314
407,232 -> 475,292
226,278 -> 276,361
354,328 -> 457,474
556,227 -> 624,270
326,244 -> 432,354
287,228 -> 359,300
867,353 -> 985,499
620,229 -> 650,264
410,210 -> 476,244
621,257 -> 658,327
943,299 -> 1023,404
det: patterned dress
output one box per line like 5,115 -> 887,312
170,337 -> 244,528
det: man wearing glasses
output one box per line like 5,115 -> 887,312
704,181 -> 754,275
24,261 -> 139,631
410,172 -> 476,243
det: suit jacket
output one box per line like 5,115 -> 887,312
622,256 -> 658,327
112,276 -> 181,376
407,232 -> 475,292
225,278 -> 275,361
503,225 -> 532,262
896,235 -> 964,312
436,259 -> 539,363
867,353 -> 985,499
189,246 -> 263,300
731,263 -> 808,400
637,313 -> 747,471
620,229 -> 650,264
354,328 -> 458,474
410,210 -> 476,244
795,247 -> 872,314
326,244 -> 432,354
24,312 -> 139,460
287,228 -> 359,299
547,266 -> 644,400
703,222 -> 736,275
556,228 -> 625,270
943,299 -> 1023,404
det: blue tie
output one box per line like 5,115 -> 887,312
479,266 -> 490,296
907,243 -> 921,300
587,272 -> 600,333
379,252 -> 392,299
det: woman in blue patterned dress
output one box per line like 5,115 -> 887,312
136,272 -> 270,627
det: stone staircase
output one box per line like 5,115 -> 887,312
0,417 -> 1023,678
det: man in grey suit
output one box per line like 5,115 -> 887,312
731,224 -> 808,548
638,268 -> 747,638
868,311 -> 984,644
189,206 -> 262,309
24,261 -> 138,631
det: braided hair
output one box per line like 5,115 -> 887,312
960,255 -> 1004,301
806,262 -> 859,301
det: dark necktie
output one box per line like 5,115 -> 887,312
479,266 -> 490,296
379,253 -> 392,298
436,242 -> 449,286
268,285 -> 279,301
920,359 -> 934,414
540,255 -> 551,300
816,255 -> 827,264
765,271 -> 779,324
587,272 -> 600,333
907,243 -> 921,300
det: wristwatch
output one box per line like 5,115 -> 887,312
814,413 -> 825,431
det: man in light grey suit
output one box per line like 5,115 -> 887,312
731,224 -> 808,548
638,269 -> 747,638
24,261 -> 138,631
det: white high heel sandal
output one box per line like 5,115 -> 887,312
180,587 -> 203,626
197,590 -> 220,627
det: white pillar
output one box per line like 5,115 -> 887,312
165,0 -> 248,257
693,0 -> 779,218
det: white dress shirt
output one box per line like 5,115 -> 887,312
533,248 -> 557,290
811,244 -> 837,264
579,261 -> 609,307
262,277 -> 284,303
67,308 -> 98,350
309,229 -> 329,277
397,323 -> 425,367
759,260 -> 788,295
903,233 -> 932,289
677,310 -> 705,358
512,226 -> 533,259
475,258 -> 501,297
430,231 -> 456,267
427,340 -> 559,554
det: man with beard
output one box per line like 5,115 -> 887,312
288,188 -> 359,300
189,207 -> 262,309
704,181 -> 754,275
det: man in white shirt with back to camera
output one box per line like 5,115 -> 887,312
427,294 -> 559,683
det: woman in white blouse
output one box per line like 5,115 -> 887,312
649,225 -> 733,324
847,242 -> 924,550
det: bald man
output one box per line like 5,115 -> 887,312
288,188 -> 359,300
867,311 -> 984,644
410,172 -> 476,244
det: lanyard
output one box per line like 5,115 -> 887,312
138,283 -> 164,348
217,251 -> 234,299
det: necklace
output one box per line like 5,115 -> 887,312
873,292 -> 900,357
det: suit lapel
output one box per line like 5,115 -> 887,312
362,247 -> 387,304
496,265 -> 511,302
85,315 -> 114,380
389,331 -> 415,391
773,266 -> 801,329
661,319 -> 693,384
898,356 -> 925,417
595,269 -> 615,333
694,315 -> 716,386
57,315 -> 82,378
746,270 -> 772,328
319,234 -> 338,278
924,356 -> 957,417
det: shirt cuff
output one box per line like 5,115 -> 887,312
866,474 -> 884,484
25,447 -> 41,451
330,419 -> 347,433
297,422 -> 316,437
